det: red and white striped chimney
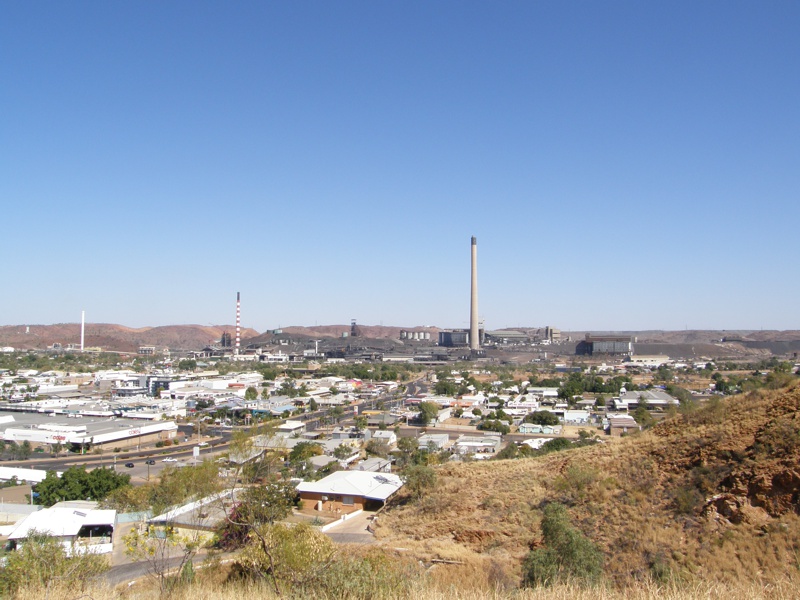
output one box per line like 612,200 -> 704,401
235,292 -> 241,355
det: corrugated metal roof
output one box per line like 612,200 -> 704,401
8,507 -> 115,540
297,471 -> 402,501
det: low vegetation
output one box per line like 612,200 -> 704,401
376,383 -> 800,594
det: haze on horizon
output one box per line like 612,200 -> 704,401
1,2 -> 798,332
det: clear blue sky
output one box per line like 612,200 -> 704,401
2,2 -> 798,332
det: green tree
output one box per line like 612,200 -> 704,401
540,438 -> 573,453
524,410 -> 560,426
177,359 -> 197,371
401,464 -> 437,499
433,380 -> 458,396
396,436 -> 417,466
417,401 -> 439,426
33,467 -> 130,507
365,439 -> 390,458
121,460 -> 224,594
244,386 -> 258,401
289,442 -> 323,462
237,522 -> 336,597
522,502 -> 603,587
329,406 -> 345,424
333,444 -> 354,460
632,405 -> 654,429
16,440 -> 32,460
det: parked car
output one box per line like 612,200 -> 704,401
145,459 -> 155,465
124,462 -> 135,468
162,457 -> 178,462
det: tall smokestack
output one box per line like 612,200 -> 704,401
81,310 -> 85,352
470,236 -> 479,351
235,292 -> 241,356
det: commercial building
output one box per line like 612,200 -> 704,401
0,411 -> 178,451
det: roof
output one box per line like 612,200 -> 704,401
8,507 -> 116,540
608,415 -> 638,427
149,489 -> 239,529
620,390 -> 679,404
0,466 -> 62,483
296,471 -> 403,501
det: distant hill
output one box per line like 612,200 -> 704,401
0,323 -> 260,352
1,322 -> 798,355
377,383 -> 800,587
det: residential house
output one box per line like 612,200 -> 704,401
417,433 -> 449,451
454,434 -> 501,456
296,471 -> 403,513
7,501 -> 115,555
370,430 -> 397,448
606,414 -> 640,436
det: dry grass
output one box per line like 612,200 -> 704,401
376,384 -> 800,588
10,576 -> 800,600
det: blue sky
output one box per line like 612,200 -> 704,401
2,2 -> 798,332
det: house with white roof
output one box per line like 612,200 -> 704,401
296,471 -> 403,513
7,502 -> 115,555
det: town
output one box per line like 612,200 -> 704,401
0,320 -> 797,594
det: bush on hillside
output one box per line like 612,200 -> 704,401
522,502 -> 603,588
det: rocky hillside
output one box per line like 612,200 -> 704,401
376,383 -> 800,587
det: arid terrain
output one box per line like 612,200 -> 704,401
0,323 -> 260,353
376,383 -> 800,589
2,323 -> 799,356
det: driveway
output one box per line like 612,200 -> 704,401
324,510 -> 376,544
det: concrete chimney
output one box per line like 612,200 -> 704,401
81,310 -> 85,352
470,236 -> 479,351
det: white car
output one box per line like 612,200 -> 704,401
162,457 -> 178,462
197,442 -> 209,447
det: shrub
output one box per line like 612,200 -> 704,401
524,410 -> 560,426
540,437 -> 573,454
553,463 -> 600,503
0,530 -> 108,595
522,503 -> 603,587
401,464 -> 437,500
673,486 -> 703,515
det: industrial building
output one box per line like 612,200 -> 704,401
438,329 -> 470,347
576,334 -> 634,356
